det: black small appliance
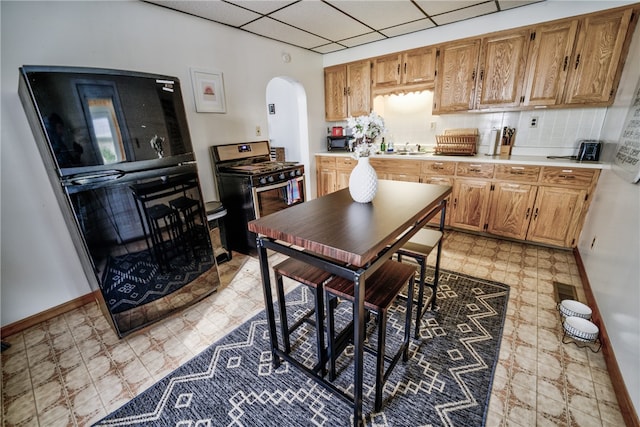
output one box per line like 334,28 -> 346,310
327,135 -> 351,151
577,140 -> 602,161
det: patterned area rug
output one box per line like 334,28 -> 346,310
95,269 -> 509,426
102,246 -> 214,314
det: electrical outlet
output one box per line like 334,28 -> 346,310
430,122 -> 436,130
256,125 -> 261,136
530,116 -> 538,128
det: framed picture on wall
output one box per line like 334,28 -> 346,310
190,68 -> 226,113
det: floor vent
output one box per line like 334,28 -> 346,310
553,281 -> 578,303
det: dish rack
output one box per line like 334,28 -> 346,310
435,134 -> 478,155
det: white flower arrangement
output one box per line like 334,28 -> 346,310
347,112 -> 386,158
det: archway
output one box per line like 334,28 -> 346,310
266,77 -> 311,198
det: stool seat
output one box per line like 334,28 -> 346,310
396,228 -> 443,338
274,258 -> 333,289
273,258 -> 333,375
324,259 -> 415,411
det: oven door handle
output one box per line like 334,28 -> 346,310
254,176 -> 303,193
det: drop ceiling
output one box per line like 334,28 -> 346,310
144,0 -> 545,54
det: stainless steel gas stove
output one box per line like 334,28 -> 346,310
210,141 -> 305,255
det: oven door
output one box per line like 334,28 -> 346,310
252,176 -> 305,218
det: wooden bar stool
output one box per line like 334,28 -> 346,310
273,257 -> 333,375
324,259 -> 415,411
396,228 -> 443,338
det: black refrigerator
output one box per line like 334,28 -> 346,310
18,66 -> 220,337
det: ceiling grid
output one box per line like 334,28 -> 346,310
144,0 -> 545,53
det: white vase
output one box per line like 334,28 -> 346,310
349,157 -> 378,203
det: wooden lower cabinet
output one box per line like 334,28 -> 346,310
486,182 -> 537,240
527,186 -> 587,247
450,179 -> 492,231
317,156 -> 355,196
317,157 -> 337,197
316,156 -> 598,248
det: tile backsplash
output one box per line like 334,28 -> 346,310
332,91 -> 607,157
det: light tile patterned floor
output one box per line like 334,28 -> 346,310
1,231 -> 624,426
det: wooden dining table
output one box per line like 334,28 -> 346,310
247,179 -> 451,425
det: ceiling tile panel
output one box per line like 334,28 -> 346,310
269,0 -> 371,41
431,2 -> 499,26
242,16 -> 330,49
150,0 -> 261,27
327,1 -> 427,30
340,32 -> 387,48
380,19 -> 436,38
414,1 -> 486,17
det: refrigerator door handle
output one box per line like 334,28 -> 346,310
65,170 -> 125,186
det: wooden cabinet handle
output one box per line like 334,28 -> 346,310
510,167 -> 525,175
525,207 -> 531,219
559,175 -> 575,179
397,64 -> 400,75
533,207 -> 539,220
563,56 -> 569,71
574,54 -> 581,69
453,198 -> 458,208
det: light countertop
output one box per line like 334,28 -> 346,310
316,151 -> 606,169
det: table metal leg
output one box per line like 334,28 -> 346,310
353,274 -> 365,426
256,238 -> 281,368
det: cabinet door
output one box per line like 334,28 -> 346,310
403,47 -> 437,85
372,54 -> 401,88
476,29 -> 531,109
487,182 -> 537,240
318,168 -> 337,196
563,8 -> 634,105
433,39 -> 481,113
450,179 -> 492,231
422,176 -> 453,226
522,20 -> 578,106
527,186 -> 586,247
347,60 -> 372,117
324,65 -> 347,121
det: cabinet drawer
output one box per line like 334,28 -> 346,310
336,157 -> 356,169
456,162 -> 495,178
421,176 -> 454,185
318,156 -> 337,167
495,164 -> 540,182
421,160 -> 456,175
370,159 -> 421,174
540,167 -> 596,187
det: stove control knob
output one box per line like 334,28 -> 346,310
278,173 -> 285,180
289,170 -> 296,177
296,169 -> 302,176
259,177 -> 267,185
267,176 -> 274,183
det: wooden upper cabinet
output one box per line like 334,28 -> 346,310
324,65 -> 348,121
372,54 -> 402,88
476,29 -> 531,109
402,47 -> 437,85
522,20 -> 578,107
324,60 -> 371,121
563,8 -> 635,105
372,47 -> 436,95
433,39 -> 481,113
346,60 -> 372,118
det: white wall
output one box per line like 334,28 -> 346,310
578,21 -> 640,411
0,0 -> 324,327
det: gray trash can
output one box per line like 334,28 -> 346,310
205,201 -> 231,264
